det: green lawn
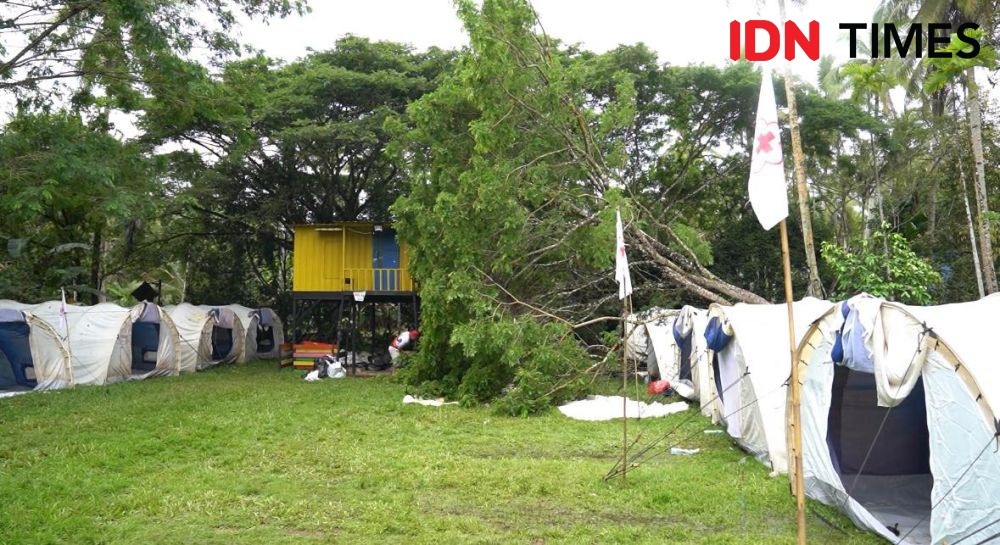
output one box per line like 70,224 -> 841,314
0,362 -> 883,545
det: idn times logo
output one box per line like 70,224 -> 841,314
730,20 -> 984,61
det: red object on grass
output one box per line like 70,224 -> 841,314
647,380 -> 671,395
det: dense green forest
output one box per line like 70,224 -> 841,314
1,0 -> 997,411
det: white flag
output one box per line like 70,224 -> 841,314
615,208 -> 633,300
748,69 -> 789,231
58,287 -> 69,338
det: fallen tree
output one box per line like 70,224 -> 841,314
392,0 -> 766,413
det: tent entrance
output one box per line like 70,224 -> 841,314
211,326 -> 234,361
673,327 -> 693,382
256,325 -> 275,354
131,322 -> 160,373
0,320 -> 36,390
827,366 -> 932,542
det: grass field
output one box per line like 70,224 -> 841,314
0,361 -> 884,545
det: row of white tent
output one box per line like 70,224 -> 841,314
627,295 -> 1000,545
0,301 -> 284,393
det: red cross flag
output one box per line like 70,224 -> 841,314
748,69 -> 788,231
58,287 -> 68,338
615,208 -> 633,300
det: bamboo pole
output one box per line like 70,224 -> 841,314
780,219 -> 806,545
621,295 -> 632,480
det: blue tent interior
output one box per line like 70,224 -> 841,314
827,365 -> 930,476
131,322 -> 160,372
211,326 -> 233,361
256,324 -> 275,353
0,319 -> 36,390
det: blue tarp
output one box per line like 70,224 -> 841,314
704,316 -> 733,352
840,300 -> 876,373
704,316 -> 733,404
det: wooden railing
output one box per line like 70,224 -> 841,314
343,268 -> 414,292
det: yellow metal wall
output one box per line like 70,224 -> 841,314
293,223 -> 412,292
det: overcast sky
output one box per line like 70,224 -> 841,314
241,0 -> 884,86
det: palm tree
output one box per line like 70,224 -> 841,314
777,0 -> 824,297
876,0 -> 998,293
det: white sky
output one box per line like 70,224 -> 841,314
241,0 -> 885,86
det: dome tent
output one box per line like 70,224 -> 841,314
794,295 -> 1000,545
28,301 -> 185,384
222,305 -> 284,361
624,307 -> 680,378
0,304 -> 72,392
703,297 -> 833,474
223,304 -> 260,362
166,304 -> 244,370
254,307 -> 283,359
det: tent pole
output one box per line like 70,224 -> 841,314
780,219 -> 806,545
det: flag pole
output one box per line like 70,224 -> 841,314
621,295 -> 630,481
614,207 -> 634,482
779,219 -> 806,545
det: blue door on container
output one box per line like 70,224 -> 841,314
373,228 -> 400,290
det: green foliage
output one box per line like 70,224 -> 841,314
924,28 -> 998,93
821,227 -> 942,304
393,0 -> 637,414
2,0 -> 306,102
669,223 -> 713,267
139,36 -> 452,313
0,110 -> 157,302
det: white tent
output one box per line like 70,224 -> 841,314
795,295 -> 1000,545
703,297 -> 833,474
625,307 -> 680,377
27,301 -> 185,384
0,305 -> 73,391
167,304 -> 244,370
255,307 -> 283,359
220,305 -> 283,361
224,304 -> 260,363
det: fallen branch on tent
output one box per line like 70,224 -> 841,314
475,266 -> 621,331
476,4 -> 770,306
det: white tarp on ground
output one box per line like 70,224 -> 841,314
402,395 -> 458,407
0,304 -> 72,391
796,295 -> 1000,545
167,303 -> 245,370
225,304 -> 260,363
558,395 -> 688,421
27,301 -> 184,384
705,297 -> 833,474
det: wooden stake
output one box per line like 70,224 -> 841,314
780,219 -> 806,545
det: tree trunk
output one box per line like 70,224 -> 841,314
959,158 -> 985,298
966,69 -> 997,293
778,0 -> 823,298
90,225 -> 103,305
